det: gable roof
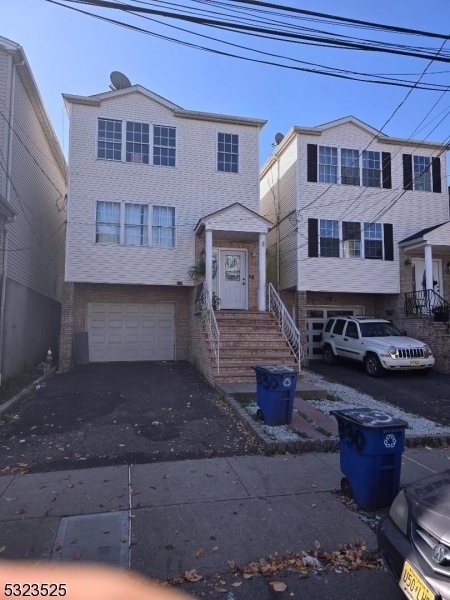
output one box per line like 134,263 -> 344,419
194,202 -> 272,234
63,84 -> 267,128
0,36 -> 67,181
399,222 -> 449,245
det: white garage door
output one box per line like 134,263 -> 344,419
87,303 -> 175,362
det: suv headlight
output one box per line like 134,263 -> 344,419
423,345 -> 431,358
389,489 -> 409,536
387,346 -> 397,358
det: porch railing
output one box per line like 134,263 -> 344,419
267,283 -> 303,372
196,282 -> 220,373
404,289 -> 450,328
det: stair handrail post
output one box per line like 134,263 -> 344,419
267,283 -> 303,373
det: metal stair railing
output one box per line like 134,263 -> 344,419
267,283 -> 303,372
196,282 -> 220,373
404,289 -> 450,329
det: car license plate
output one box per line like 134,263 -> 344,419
400,561 -> 435,600
410,360 -> 420,366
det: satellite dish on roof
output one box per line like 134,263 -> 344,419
275,132 -> 284,145
110,71 -> 132,90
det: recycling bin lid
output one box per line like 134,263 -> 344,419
330,407 -> 408,429
252,364 -> 296,375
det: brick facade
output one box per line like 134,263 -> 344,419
59,283 -> 190,371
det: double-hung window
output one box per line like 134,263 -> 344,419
217,133 -> 239,173
319,219 -> 339,257
318,146 -> 338,183
341,149 -> 360,186
152,206 -> 175,248
413,155 -> 432,191
126,122 -> 150,164
96,201 -> 121,244
362,151 -> 381,187
125,204 -> 149,246
153,126 -> 176,167
342,221 -> 361,258
364,222 -> 383,259
97,119 -> 122,161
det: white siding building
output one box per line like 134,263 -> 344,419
0,36 -> 67,380
60,83 -> 275,378
260,117 -> 449,365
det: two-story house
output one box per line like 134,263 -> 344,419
0,36 -> 66,381
260,116 -> 450,371
60,81 -> 297,385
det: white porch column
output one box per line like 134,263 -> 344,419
205,229 -> 213,300
424,244 -> 433,290
258,233 -> 266,311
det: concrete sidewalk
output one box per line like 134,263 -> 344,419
0,448 -> 449,579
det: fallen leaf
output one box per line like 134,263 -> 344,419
108,508 -> 119,513
243,573 -> 252,579
72,554 -> 81,561
270,581 -> 287,592
184,570 -> 203,583
232,582 -> 242,587
195,549 -> 205,559
214,586 -> 227,593
212,546 -> 219,552
311,504 -> 317,508
14,509 -> 25,515
0,546 -> 6,554
315,540 -> 321,549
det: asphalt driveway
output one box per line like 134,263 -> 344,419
0,362 -> 259,475
308,359 -> 450,425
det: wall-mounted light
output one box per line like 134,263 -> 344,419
251,252 -> 257,258
404,258 -> 412,267
200,248 -> 206,259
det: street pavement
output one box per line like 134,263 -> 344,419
0,447 -> 449,598
308,359 -> 450,425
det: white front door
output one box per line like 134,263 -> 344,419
219,250 -> 247,309
413,259 -> 442,296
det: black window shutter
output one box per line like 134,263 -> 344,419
383,224 -> 394,261
403,154 -> 413,190
307,144 -> 318,183
432,157 -> 442,193
381,152 -> 392,189
308,218 -> 319,258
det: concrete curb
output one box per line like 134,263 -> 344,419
0,367 -> 57,418
223,394 -> 450,454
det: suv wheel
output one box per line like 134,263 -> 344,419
323,344 -> 338,366
364,352 -> 387,378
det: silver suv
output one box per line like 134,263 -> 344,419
321,316 -> 435,377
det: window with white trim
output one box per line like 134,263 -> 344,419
342,221 -> 361,258
217,133 -> 239,173
153,126 -> 176,167
362,151 -> 381,187
318,146 -> 337,183
341,149 -> 360,186
152,206 -> 176,248
125,204 -> 149,246
413,155 -> 432,191
96,201 -> 121,244
97,119 -> 122,161
126,122 -> 150,164
319,219 -> 339,257
364,222 -> 383,259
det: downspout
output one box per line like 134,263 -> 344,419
276,155 -> 281,291
0,56 -> 21,384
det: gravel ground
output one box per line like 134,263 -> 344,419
244,403 -> 301,442
303,370 -> 450,437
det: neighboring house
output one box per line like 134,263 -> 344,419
0,36 -> 67,381
260,116 -> 450,371
60,81 -> 296,385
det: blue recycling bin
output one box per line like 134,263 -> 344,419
252,364 -> 298,426
331,408 -> 408,511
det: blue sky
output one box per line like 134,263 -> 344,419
3,0 -> 450,169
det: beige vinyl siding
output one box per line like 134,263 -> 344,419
425,223 -> 450,246
296,122 -> 448,294
0,48 -> 11,199
7,72 -> 66,301
66,91 -> 261,286
204,204 -> 267,232
260,137 -> 298,289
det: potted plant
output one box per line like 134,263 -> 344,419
212,292 -> 221,311
188,256 -> 206,280
432,304 -> 449,323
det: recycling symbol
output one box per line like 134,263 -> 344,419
384,434 -> 397,449
282,377 -> 292,388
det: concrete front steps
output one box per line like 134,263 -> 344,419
209,310 -> 298,385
